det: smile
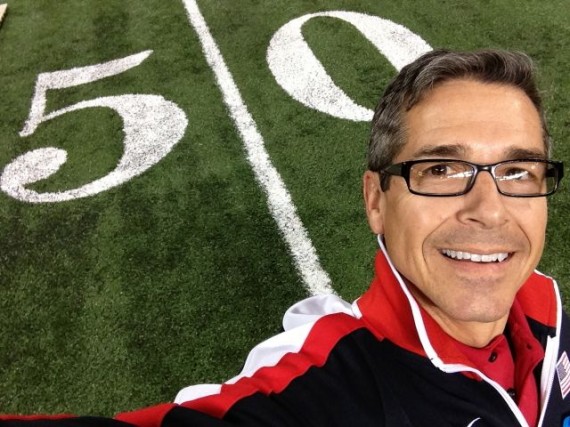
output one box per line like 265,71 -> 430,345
441,249 -> 509,263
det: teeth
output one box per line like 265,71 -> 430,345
441,249 -> 509,263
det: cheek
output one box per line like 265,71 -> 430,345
382,198 -> 450,270
520,205 -> 547,256
508,200 -> 547,248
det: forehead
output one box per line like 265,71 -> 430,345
399,79 -> 545,162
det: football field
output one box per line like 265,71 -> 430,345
0,0 -> 569,416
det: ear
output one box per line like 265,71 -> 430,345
363,171 -> 385,235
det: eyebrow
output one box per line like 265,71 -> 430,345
505,147 -> 547,160
410,144 -> 547,160
411,144 -> 466,158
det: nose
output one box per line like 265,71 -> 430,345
456,170 -> 509,228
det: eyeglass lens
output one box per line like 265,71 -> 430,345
409,161 -> 556,195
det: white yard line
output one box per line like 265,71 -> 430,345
180,0 -> 334,295
0,4 -> 7,25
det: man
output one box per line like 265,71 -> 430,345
2,49 -> 568,426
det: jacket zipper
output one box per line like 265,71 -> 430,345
440,363 -> 529,426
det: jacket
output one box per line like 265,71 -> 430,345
3,243 -> 570,426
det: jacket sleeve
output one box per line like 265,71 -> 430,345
1,297 -> 361,427
0,415 -> 140,427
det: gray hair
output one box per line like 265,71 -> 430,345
367,49 -> 550,172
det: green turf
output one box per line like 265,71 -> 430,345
0,0 -> 569,417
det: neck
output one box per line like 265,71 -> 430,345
407,283 -> 509,348
421,304 -> 508,348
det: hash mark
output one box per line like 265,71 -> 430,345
0,4 -> 7,27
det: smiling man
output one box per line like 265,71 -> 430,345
360,50 -> 566,426
2,49 -> 569,427
365,78 -> 550,346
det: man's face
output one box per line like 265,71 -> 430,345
364,79 -> 547,343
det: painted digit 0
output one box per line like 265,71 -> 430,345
267,11 -> 432,121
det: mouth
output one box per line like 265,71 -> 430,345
441,249 -> 510,263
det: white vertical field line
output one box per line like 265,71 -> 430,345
180,0 -> 334,295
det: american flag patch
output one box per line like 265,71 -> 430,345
557,352 -> 570,399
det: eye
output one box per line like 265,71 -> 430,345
426,164 -> 450,176
498,163 -> 544,182
503,168 -> 531,180
416,162 -> 468,179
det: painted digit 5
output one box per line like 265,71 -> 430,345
1,50 -> 188,203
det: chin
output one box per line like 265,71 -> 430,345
449,304 -> 509,324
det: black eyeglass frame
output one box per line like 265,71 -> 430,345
379,158 -> 564,197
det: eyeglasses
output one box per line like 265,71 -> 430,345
380,158 -> 564,197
